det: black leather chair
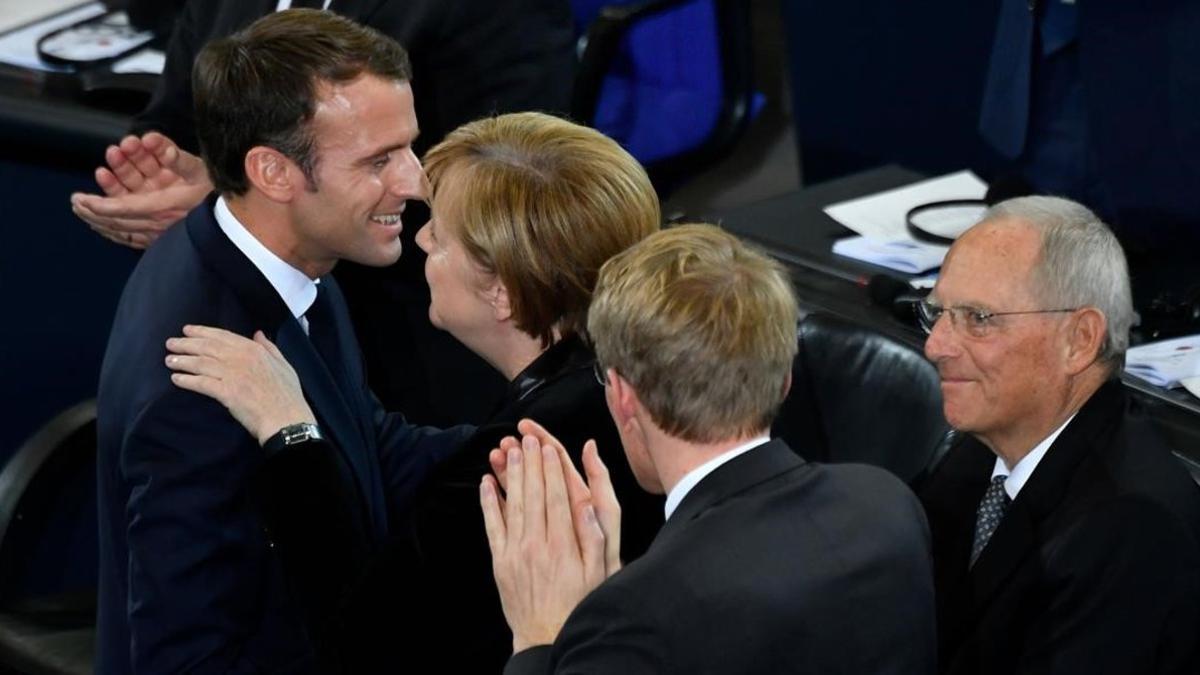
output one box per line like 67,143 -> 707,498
0,401 -> 98,675
774,313 -> 952,486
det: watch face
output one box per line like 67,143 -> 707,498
281,423 -> 320,445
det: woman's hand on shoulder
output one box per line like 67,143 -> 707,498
165,325 -> 316,445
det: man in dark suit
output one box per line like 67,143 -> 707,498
479,224 -> 938,674
917,196 -> 1200,674
74,0 -> 575,424
95,12 -> 469,673
979,0 -> 1200,262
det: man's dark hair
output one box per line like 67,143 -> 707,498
193,9 -> 413,195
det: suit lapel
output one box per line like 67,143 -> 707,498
186,204 -> 384,540
655,440 -> 805,548
965,381 -> 1126,616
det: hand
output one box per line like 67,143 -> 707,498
72,132 -> 214,249
164,325 -> 315,444
489,419 -> 623,575
480,435 -> 608,652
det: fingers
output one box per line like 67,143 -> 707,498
254,330 -> 286,360
95,166 -> 127,197
165,325 -> 262,363
480,475 -> 507,560
72,190 -> 189,222
522,435 -> 547,546
72,192 -> 184,237
583,440 -> 622,574
575,502 -> 606,588
516,418 -> 567,454
541,443 -> 572,547
541,442 -> 605,587
163,353 -> 220,378
505,446 -> 525,544
168,372 -> 223,399
489,436 -> 522,493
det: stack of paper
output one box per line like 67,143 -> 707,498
824,170 -> 988,274
831,237 -> 948,274
1124,336 -> 1200,397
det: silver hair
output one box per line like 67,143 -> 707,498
984,196 -> 1134,367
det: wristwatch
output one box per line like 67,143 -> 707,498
262,422 -> 323,456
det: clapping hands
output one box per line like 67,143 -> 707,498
480,419 -> 623,652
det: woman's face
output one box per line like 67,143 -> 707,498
415,174 -> 501,347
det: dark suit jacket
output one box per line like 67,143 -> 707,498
506,440 -> 938,675
919,380 -> 1200,675
251,335 -> 665,673
95,201 -> 469,674
980,0 -> 1200,246
130,0 -> 576,425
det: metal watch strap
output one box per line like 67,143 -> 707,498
262,422 -> 323,456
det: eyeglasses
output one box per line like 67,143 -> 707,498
916,300 -> 1078,338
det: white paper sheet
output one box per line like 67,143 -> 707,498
1124,335 -> 1200,389
0,0 -> 91,36
824,170 -> 989,241
0,2 -> 105,72
832,236 -> 949,274
111,47 -> 166,74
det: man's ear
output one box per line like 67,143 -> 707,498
244,146 -> 303,202
1064,307 -> 1107,374
609,372 -> 644,434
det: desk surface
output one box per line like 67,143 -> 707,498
710,166 -> 1200,463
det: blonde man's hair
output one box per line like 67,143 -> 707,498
423,112 -> 661,347
588,224 -> 799,443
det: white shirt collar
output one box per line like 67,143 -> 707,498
213,196 -> 319,331
664,435 -> 771,521
991,413 -> 1077,500
276,0 -> 333,10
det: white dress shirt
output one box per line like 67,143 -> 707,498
664,435 -> 771,520
991,414 -> 1077,500
213,197 -> 319,333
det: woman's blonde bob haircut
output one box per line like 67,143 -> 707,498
588,224 -> 800,444
423,112 -> 661,346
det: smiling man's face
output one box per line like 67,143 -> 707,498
924,218 -> 1074,451
287,74 -> 422,275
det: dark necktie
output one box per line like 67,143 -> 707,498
288,0 -> 326,9
970,475 -> 1010,567
304,284 -> 337,366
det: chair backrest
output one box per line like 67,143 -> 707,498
773,313 -> 950,486
0,400 -> 99,604
570,0 -> 756,194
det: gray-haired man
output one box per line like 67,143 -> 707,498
918,196 -> 1200,675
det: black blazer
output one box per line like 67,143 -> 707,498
133,0 -> 576,159
506,440 -> 938,675
95,201 -> 469,674
919,380 -> 1200,675
254,335 -> 665,673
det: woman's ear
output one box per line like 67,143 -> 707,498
489,279 -> 513,322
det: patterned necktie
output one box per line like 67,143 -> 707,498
970,475 -> 1010,567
